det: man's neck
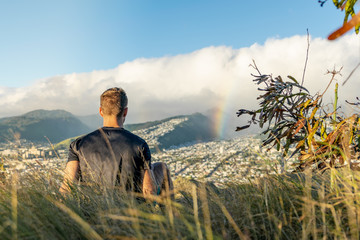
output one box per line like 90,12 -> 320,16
102,116 -> 123,128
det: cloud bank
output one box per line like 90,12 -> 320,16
1,34 -> 360,137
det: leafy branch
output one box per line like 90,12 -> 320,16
237,63 -> 360,172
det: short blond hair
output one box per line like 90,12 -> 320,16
100,87 -> 128,117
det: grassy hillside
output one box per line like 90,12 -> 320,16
0,167 -> 359,239
156,113 -> 216,149
54,136 -> 81,150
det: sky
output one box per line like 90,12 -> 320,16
1,0 -> 360,138
0,0 -> 345,86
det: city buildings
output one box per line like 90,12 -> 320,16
0,117 -> 298,186
0,136 -> 296,187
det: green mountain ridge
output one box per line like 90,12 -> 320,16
76,113 -> 196,132
55,112 -> 216,151
0,109 -> 91,143
156,113 -> 216,149
0,110 -> 216,150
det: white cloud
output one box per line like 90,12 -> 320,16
1,34 -> 360,137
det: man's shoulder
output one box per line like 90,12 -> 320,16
70,127 -> 148,149
75,128 -> 146,143
120,128 -> 147,145
69,129 -> 102,147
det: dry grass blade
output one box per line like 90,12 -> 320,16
210,192 -> 249,240
191,184 -> 203,240
47,197 -> 103,240
11,173 -> 18,240
199,184 -> 213,240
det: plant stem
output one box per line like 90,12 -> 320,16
333,82 -> 338,125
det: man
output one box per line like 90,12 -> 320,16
60,87 -> 172,196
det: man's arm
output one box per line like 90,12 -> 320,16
143,169 -> 156,196
141,142 -> 156,196
59,161 -> 79,195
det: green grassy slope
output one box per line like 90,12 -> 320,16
0,167 -> 358,239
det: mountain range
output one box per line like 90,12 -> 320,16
0,110 -> 90,143
0,110 -> 217,150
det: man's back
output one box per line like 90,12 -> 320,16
60,87 -> 156,196
68,127 -> 151,192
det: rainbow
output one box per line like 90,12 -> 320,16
213,85 -> 235,140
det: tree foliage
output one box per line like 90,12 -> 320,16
237,62 -> 360,172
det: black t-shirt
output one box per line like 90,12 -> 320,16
68,127 -> 151,192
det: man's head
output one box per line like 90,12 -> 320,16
100,87 -> 128,119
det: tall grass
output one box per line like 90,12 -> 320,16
0,166 -> 360,239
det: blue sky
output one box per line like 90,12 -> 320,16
0,0 -> 344,87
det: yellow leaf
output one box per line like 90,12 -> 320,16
309,107 -> 318,120
307,121 -> 319,149
303,99 -> 312,108
320,124 -> 327,140
296,140 -> 305,149
300,99 -> 312,117
292,119 -> 306,136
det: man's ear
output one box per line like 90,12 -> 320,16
123,107 -> 128,118
99,107 -> 104,117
